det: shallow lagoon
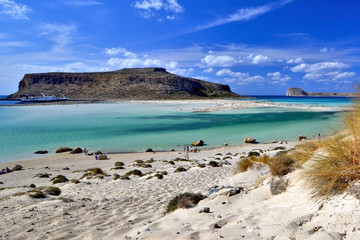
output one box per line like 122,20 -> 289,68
0,102 -> 344,163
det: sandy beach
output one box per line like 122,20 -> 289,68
1,139 -> 359,240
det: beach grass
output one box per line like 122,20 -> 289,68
302,97 -> 360,198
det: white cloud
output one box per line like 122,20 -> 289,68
286,58 -> 303,64
193,76 -> 209,80
62,1 -> 102,6
105,47 -> 137,58
290,61 -> 355,82
0,40 -> 29,47
193,0 -> 293,33
267,71 -> 291,84
0,0 -> 31,20
215,68 -> 265,85
169,68 -> 194,76
133,0 -> 183,19
290,62 -> 349,73
216,69 -> 248,78
203,68 -> 213,73
201,55 -> 237,67
247,54 -> 269,64
105,47 -> 178,70
320,47 -> 334,53
39,23 -> 78,51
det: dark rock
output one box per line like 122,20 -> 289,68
12,164 -> 23,171
56,147 -> 73,153
270,177 -> 289,195
199,207 -> 210,213
70,147 -> 82,154
145,148 -> 153,152
94,150 -> 102,155
213,224 -> 222,229
174,166 -> 187,173
34,150 -> 48,154
298,135 -> 307,141
192,140 -> 204,146
247,151 -> 260,157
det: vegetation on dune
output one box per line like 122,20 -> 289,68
303,97 -> 360,198
166,192 -> 206,214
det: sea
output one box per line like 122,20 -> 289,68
0,95 -> 354,164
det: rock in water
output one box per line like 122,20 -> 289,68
244,137 -> 256,143
35,150 -> 48,154
56,147 -> 73,153
192,140 -> 204,146
286,87 -> 307,96
70,147 -> 82,154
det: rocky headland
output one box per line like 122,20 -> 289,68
286,87 -> 356,97
7,68 -> 242,100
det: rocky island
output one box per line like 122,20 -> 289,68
286,87 -> 356,97
7,68 -> 242,100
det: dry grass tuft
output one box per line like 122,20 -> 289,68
235,155 -> 273,173
269,155 -> 295,177
302,97 -> 360,198
166,192 -> 206,214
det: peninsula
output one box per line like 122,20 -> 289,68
286,87 -> 356,97
7,68 -> 241,100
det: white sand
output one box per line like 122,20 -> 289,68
1,140 -> 359,240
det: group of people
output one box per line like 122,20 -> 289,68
0,167 -> 12,174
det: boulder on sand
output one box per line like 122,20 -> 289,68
35,150 -> 48,154
145,148 -> 153,152
244,137 -> 256,143
56,147 -> 73,153
97,154 -> 107,160
192,140 -> 204,146
298,135 -> 307,141
70,147 -> 82,154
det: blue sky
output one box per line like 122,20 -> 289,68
0,0 -> 360,95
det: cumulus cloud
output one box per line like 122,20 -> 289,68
247,54 -> 269,64
267,71 -> 291,84
216,68 -> 265,85
286,58 -> 303,64
0,0 -> 31,19
133,0 -> 183,19
169,68 -> 193,76
201,55 -> 237,67
105,47 -> 137,58
203,68 -> 213,73
105,47 -> 178,70
290,61 -> 356,82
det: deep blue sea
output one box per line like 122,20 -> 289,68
0,95 -> 353,163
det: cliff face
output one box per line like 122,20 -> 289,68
8,68 -> 242,100
286,87 -> 356,97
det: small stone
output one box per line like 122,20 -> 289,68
199,207 -> 210,213
213,224 -> 222,229
27,228 -> 35,232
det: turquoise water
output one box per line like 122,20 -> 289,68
244,96 -> 354,107
0,101 -> 345,163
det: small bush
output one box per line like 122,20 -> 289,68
70,179 -> 80,184
133,163 -> 152,168
236,159 -> 253,173
29,184 -> 36,188
270,155 -> 295,177
197,163 -> 206,168
134,160 -> 144,164
44,186 -> 62,196
29,190 -> 46,199
58,197 -> 74,202
114,161 -> 125,167
154,173 -> 163,179
166,192 -> 206,213
174,166 -> 187,173
124,169 -> 143,177
168,161 -> 175,165
87,168 -> 104,175
160,171 -> 168,175
248,151 -> 260,157
50,175 -> 69,184
208,161 -> 220,167
174,158 -> 187,162
34,173 -> 50,178
145,158 -> 155,163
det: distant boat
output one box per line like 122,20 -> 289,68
21,93 -> 68,103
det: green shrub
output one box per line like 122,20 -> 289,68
124,169 -> 143,177
174,166 -> 187,173
166,192 -> 206,213
44,186 -> 61,196
51,175 -> 69,184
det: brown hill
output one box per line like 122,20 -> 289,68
8,68 -> 242,100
